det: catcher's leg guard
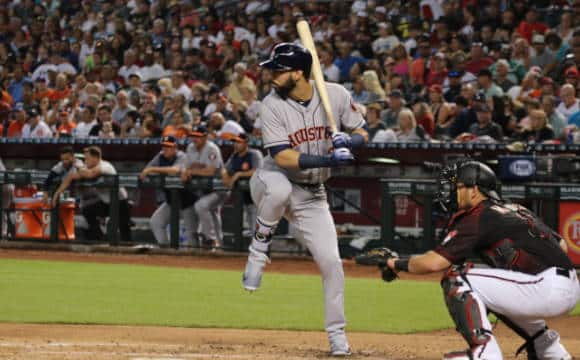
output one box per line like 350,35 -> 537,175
441,264 -> 492,349
494,313 -> 571,360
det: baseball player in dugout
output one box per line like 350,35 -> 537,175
221,133 -> 263,232
140,135 -> 198,248
242,42 -> 368,356
359,161 -> 579,360
182,125 -> 226,249
52,146 -> 133,242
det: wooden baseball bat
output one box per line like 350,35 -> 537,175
296,20 -> 338,134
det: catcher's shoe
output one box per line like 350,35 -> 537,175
242,246 -> 270,291
329,330 -> 351,357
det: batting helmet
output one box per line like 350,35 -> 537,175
259,43 -> 312,78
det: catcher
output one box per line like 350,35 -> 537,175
357,161 -> 579,360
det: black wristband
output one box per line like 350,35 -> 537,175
298,154 -> 333,169
394,259 -> 409,272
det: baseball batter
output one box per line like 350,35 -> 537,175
242,43 -> 368,356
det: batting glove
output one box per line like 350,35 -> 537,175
330,148 -> 355,166
332,132 -> 352,149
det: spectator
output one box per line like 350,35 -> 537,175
55,110 -> 76,137
140,135 -> 197,248
381,89 -> 406,129
372,22 -> 400,55
530,34 -> 556,74
320,47 -> 340,83
428,84 -> 453,139
209,111 -> 245,139
478,68 -> 504,100
112,90 -> 136,125
516,7 -> 548,43
21,107 -> 51,138
556,84 -> 579,121
517,109 -> 555,143
182,125 -> 226,249
409,35 -> 433,87
464,42 -> 493,75
171,71 -> 192,103
413,101 -> 436,139
362,70 -> 386,103
426,52 -> 448,86
226,62 -> 256,104
52,146 -> 132,242
541,95 -> 567,139
74,106 -> 98,138
449,95 -> 476,138
396,108 -> 427,142
443,70 -> 462,103
391,44 -> 411,78
8,64 -> 28,103
334,42 -> 366,83
89,105 -> 121,137
365,103 -> 386,142
494,59 -> 516,93
468,104 -> 503,141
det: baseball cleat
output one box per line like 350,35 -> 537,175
242,246 -> 270,291
329,330 -> 351,357
442,350 -> 473,359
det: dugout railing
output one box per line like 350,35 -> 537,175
0,171 -> 251,250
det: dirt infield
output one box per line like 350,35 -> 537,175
0,248 -> 579,360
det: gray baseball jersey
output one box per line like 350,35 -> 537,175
260,81 -> 365,184
184,141 -> 224,172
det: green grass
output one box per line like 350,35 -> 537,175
0,259 -> 577,333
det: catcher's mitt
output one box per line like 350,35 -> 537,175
355,247 -> 399,282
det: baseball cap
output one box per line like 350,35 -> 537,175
161,135 -> 177,147
389,89 -> 403,98
224,24 -> 235,33
190,124 -> 208,137
532,34 -> 545,44
27,107 -> 39,117
474,103 -> 491,113
375,6 -> 387,14
448,70 -> 462,78
12,103 -> 24,112
232,133 -> 249,143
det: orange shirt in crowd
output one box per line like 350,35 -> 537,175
58,120 -> 77,135
49,87 -> 70,101
1,91 -> 14,107
34,89 -> 55,101
162,125 -> 189,139
7,120 -> 26,137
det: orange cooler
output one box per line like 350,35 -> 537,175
13,197 -> 44,239
43,199 -> 76,241
13,197 -> 76,241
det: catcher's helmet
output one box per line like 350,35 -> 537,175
436,160 -> 501,213
259,43 -> 312,78
455,161 -> 500,201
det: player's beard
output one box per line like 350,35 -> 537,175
273,77 -> 297,99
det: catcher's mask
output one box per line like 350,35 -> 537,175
436,160 -> 501,213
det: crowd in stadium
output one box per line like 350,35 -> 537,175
0,0 -> 580,145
